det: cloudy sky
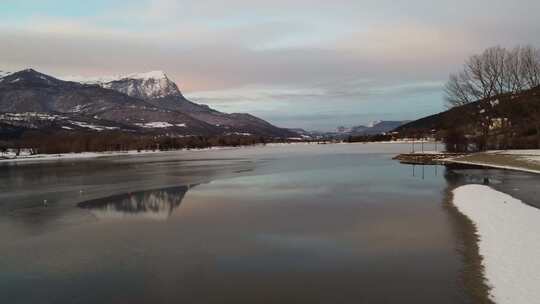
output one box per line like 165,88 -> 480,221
1,0 -> 539,130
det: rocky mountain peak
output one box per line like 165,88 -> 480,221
0,68 -> 69,87
63,71 -> 183,100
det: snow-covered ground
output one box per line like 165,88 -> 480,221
134,122 -> 186,128
69,121 -> 119,131
453,185 -> 540,304
0,150 -> 166,163
0,146 -> 244,163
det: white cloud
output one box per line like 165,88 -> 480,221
1,0 -> 540,129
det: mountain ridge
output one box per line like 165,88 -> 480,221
0,69 -> 293,138
337,120 -> 409,136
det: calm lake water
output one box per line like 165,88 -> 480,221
0,143 -> 510,303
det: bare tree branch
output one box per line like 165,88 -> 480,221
445,45 -> 540,108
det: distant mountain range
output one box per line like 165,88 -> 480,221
0,69 -> 294,138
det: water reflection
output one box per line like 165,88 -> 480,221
409,164 -> 443,180
0,146 -> 470,304
443,167 -> 540,208
444,169 -> 502,187
78,185 -> 195,220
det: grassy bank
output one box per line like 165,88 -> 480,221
448,151 -> 540,174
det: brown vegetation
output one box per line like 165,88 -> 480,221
445,46 -> 540,107
438,45 -> 540,152
3,130 -> 278,154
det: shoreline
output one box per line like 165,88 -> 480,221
445,158 -> 540,175
0,141 -> 435,164
443,188 -> 494,304
452,185 -> 540,304
0,146 -> 244,164
394,150 -> 540,175
0,142 -> 327,164
445,150 -> 540,174
446,150 -> 540,174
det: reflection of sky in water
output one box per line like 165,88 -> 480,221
195,154 -> 447,203
0,144 -> 477,304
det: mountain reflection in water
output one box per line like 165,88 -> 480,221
78,185 -> 194,220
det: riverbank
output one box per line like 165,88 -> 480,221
393,152 -> 466,165
446,150 -> 540,174
0,141 -> 434,164
452,185 -> 540,304
393,150 -> 540,174
0,146 -> 240,163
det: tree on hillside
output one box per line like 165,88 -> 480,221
445,45 -> 540,107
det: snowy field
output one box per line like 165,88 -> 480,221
0,150 -> 166,163
453,185 -> 540,304
0,147 -> 235,163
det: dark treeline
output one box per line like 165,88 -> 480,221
1,131 -> 286,154
444,45 -> 540,152
400,45 -> 540,153
442,86 -> 540,152
345,134 -> 395,143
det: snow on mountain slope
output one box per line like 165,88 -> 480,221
63,71 -> 182,100
62,70 -> 295,137
64,71 -> 169,85
0,71 -> 11,79
367,120 -> 382,128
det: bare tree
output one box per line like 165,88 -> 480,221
445,45 -> 540,108
520,45 -> 540,89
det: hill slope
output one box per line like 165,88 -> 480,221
0,69 -> 293,138
395,86 -> 540,149
65,71 -> 294,137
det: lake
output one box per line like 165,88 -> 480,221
0,143 -> 492,303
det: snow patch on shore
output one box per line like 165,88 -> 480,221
0,146 -> 237,163
453,185 -> 540,304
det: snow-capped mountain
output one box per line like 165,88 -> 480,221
0,69 -> 220,134
367,120 -> 383,128
64,70 -> 295,137
0,69 -> 294,138
78,185 -> 192,221
347,121 -> 409,135
64,71 -> 183,100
